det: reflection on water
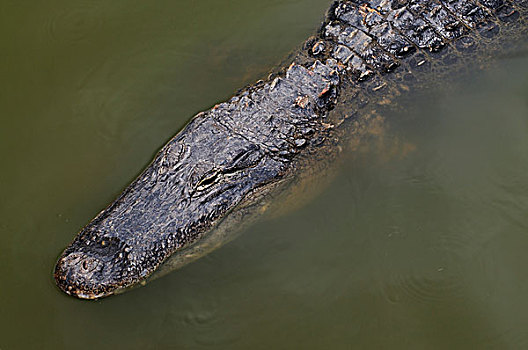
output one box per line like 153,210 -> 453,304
2,0 -> 528,349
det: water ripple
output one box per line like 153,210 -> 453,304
382,269 -> 466,305
46,3 -> 103,45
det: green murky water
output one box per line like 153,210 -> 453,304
2,0 -> 528,348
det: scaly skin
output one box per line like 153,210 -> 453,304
55,0 -> 527,299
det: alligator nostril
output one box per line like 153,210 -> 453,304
80,257 -> 98,273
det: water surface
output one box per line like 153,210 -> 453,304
1,0 -> 528,349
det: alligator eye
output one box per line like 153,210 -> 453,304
195,171 -> 220,192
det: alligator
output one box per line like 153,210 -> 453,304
55,0 -> 527,299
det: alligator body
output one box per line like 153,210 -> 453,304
55,0 -> 527,299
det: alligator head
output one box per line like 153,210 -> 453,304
54,116 -> 281,298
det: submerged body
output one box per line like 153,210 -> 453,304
55,0 -> 527,299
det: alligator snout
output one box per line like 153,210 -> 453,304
54,252 -> 107,299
